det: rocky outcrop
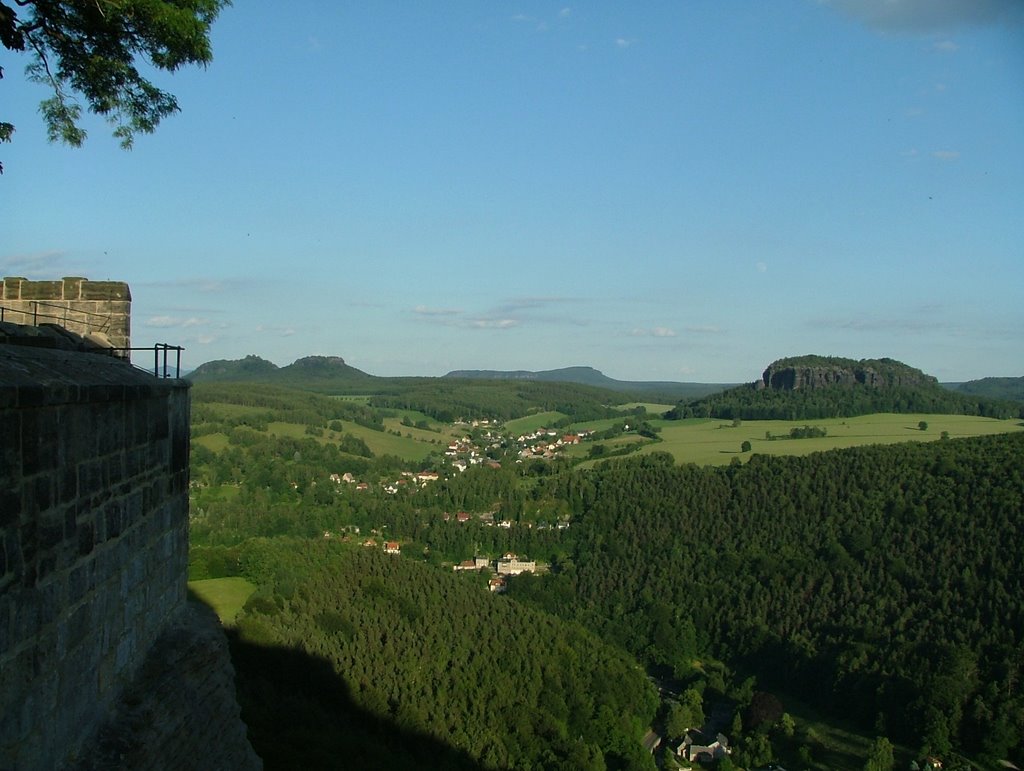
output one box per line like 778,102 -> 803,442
756,356 -> 937,392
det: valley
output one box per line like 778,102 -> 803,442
186,356 -> 1024,771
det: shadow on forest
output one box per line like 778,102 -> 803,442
224,629 -> 484,771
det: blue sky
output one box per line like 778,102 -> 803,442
3,1 -> 1022,382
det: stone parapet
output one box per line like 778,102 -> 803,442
0,344 -> 190,769
0,277 -> 131,353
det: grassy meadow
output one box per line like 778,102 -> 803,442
634,413 -> 1024,466
505,411 -> 569,434
188,577 -> 256,624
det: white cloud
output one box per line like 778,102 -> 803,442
756,261 -> 768,273
933,40 -> 959,52
615,37 -> 636,48
469,318 -> 519,329
932,149 -> 960,160
684,325 -> 722,335
629,327 -> 680,338
144,315 -> 210,329
196,334 -> 216,345
559,7 -> 571,18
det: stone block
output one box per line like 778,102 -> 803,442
19,410 -> 58,477
65,602 -> 91,650
19,281 -> 62,300
12,590 -> 39,642
77,458 -> 105,499
68,561 -> 93,605
115,629 -> 136,672
36,514 -> 63,552
58,460 -> 79,505
3,530 -> 22,576
95,405 -> 126,456
103,501 -> 124,541
0,595 -> 10,659
0,486 -> 18,529
77,521 -> 95,557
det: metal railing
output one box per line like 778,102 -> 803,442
1,304 -> 184,378
115,344 -> 185,379
0,300 -> 113,333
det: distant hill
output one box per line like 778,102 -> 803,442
188,354 -> 281,382
667,355 -> 1022,420
189,355 -> 379,390
946,376 -> 1024,403
445,365 -> 731,401
188,354 -> 642,420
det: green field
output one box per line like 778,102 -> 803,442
192,432 -> 229,452
615,402 -> 675,415
630,413 -> 1023,466
263,420 -> 434,462
505,411 -> 569,434
188,577 -> 256,624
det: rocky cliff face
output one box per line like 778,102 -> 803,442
756,356 -> 937,391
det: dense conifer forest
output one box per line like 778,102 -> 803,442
226,540 -> 658,770
512,434 -> 1024,765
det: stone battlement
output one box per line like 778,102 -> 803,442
1,277 -> 131,353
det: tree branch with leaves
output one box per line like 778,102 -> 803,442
1,0 -> 229,172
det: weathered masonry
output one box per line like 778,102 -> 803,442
0,329 -> 259,769
1,277 -> 131,353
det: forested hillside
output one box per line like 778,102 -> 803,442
222,540 -> 658,770
668,356 -> 1021,420
950,376 -> 1024,403
444,365 -> 730,402
367,379 -> 630,422
512,434 -> 1024,766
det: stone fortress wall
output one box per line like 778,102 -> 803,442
1,277 -> 131,353
0,319 -> 259,768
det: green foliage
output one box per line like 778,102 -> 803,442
2,0 -> 227,164
788,425 -> 827,439
863,736 -> 894,771
664,688 -> 705,738
952,375 -> 1024,403
511,433 -> 1024,762
370,378 -> 627,422
230,539 -> 658,769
